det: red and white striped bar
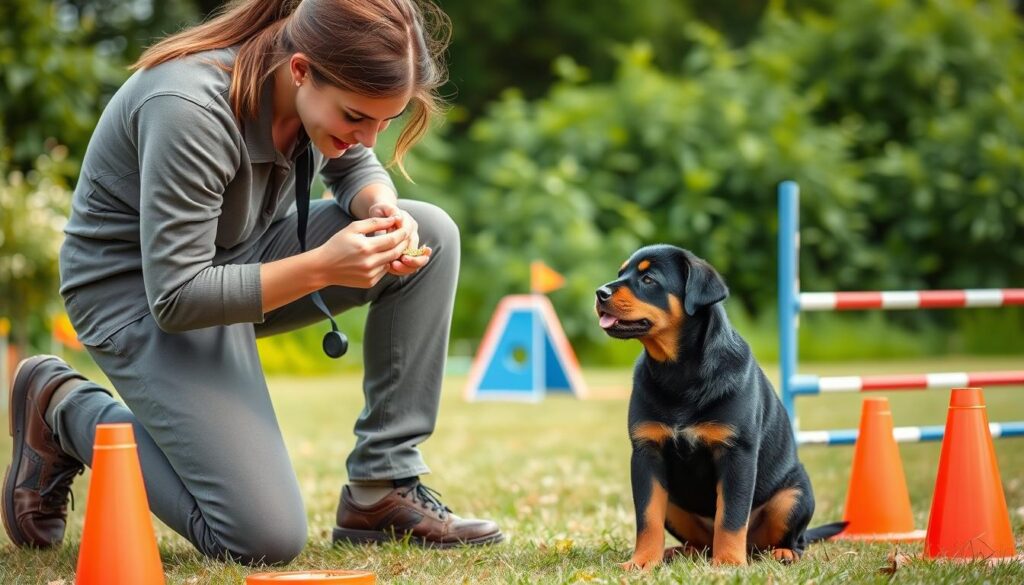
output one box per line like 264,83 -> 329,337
799,289 -> 1024,311
792,371 -> 1024,394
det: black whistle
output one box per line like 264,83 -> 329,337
323,330 -> 349,358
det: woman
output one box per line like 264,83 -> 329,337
2,0 -> 502,564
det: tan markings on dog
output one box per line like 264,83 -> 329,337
643,294 -> 684,362
622,480 -> 668,570
638,259 -> 651,271
712,481 -> 749,566
609,287 -> 685,362
609,286 -> 641,313
681,422 -> 736,448
666,502 -> 714,550
630,421 -> 674,446
748,487 -> 801,549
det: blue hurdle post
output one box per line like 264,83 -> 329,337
777,179 -> 1024,446
778,181 -> 799,431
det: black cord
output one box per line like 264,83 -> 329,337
295,145 -> 348,358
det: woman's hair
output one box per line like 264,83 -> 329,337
132,0 -> 450,178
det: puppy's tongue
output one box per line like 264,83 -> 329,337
599,313 -> 619,329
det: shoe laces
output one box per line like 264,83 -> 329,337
399,482 -> 452,519
39,459 -> 84,514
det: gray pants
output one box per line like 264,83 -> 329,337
52,199 -> 459,564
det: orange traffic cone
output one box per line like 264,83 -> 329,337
834,397 -> 926,541
76,423 -> 165,584
925,388 -> 1017,561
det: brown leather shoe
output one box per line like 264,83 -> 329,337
2,355 -> 90,548
332,478 -> 504,548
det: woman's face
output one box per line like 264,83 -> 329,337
292,58 -> 410,159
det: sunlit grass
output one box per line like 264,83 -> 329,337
1,357 -> 1022,583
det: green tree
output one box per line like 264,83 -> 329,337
0,146 -> 76,351
1,1 -> 128,172
440,0 -> 693,115
403,39 -> 859,349
759,0 -> 1024,291
400,0 -> 1024,358
56,0 -> 200,66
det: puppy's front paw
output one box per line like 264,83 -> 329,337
711,552 -> 748,567
663,544 -> 708,562
771,548 -> 799,564
619,554 -> 662,571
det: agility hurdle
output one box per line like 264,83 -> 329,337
777,181 -> 1024,446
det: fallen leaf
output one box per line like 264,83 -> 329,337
571,569 -> 597,581
880,550 -> 911,576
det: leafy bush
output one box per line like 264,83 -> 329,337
403,36 -> 859,351
1,1 -> 127,173
757,0 -> 1024,292
0,145 -> 76,348
399,0 -> 1024,363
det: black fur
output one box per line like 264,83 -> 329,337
596,245 -> 845,567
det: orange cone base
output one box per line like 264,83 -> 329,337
925,554 -> 1024,565
832,528 -> 927,542
246,570 -> 376,584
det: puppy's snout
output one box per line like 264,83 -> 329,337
596,286 -> 613,302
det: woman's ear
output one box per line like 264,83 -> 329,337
682,252 -> 729,316
290,53 -> 311,86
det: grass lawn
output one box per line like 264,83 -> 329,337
1,356 -> 1023,583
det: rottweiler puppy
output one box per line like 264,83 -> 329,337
595,244 -> 845,569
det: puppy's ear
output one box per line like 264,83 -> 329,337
682,253 -> 729,316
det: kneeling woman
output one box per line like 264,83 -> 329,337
3,0 -> 502,564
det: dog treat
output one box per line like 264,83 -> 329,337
403,246 -> 428,257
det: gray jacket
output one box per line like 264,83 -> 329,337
59,47 -> 395,345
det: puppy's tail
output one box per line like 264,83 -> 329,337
805,521 -> 849,543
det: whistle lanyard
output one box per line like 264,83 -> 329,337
294,145 -> 348,358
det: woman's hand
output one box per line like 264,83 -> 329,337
367,202 -> 431,277
315,216 -> 411,288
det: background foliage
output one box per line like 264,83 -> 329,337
2,0 -> 1023,370
400,0 -> 1024,361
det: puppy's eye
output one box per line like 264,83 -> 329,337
641,275 -> 655,285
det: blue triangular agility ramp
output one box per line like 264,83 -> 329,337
465,295 -> 587,401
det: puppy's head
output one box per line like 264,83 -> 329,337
595,245 -> 728,360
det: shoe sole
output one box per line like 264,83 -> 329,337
332,526 -> 505,549
2,355 -> 61,548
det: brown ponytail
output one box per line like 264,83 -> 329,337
132,0 -> 450,179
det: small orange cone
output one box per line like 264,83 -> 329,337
247,570 -> 376,584
834,397 -> 926,541
925,388 -> 1017,561
76,423 -> 165,584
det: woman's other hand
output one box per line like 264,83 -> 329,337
366,202 -> 431,277
316,216 -> 410,288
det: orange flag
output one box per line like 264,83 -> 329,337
531,260 -> 565,294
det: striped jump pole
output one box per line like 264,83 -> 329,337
777,181 -> 1024,445
790,371 -> 1024,395
797,422 -> 1024,446
800,289 -> 1024,311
